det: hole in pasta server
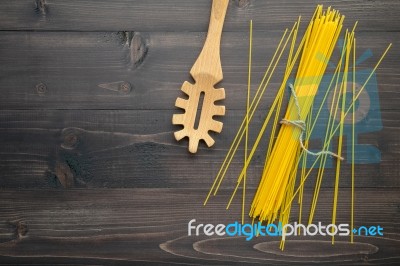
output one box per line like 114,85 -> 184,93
194,91 -> 205,130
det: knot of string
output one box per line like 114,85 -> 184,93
280,83 -> 344,161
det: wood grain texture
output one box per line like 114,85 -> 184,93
0,189 -> 398,265
0,0 -> 399,264
0,110 -> 398,189
0,31 -> 398,110
0,0 -> 399,32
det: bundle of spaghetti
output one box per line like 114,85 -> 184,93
250,6 -> 344,223
203,4 -> 392,248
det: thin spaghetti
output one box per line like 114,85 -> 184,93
242,20 -> 253,224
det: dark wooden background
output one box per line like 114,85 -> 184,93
0,0 -> 399,264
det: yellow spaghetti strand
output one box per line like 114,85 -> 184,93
307,60 -> 344,223
309,30 -> 353,224
226,22 -> 303,209
227,78 -> 287,209
298,106 -> 313,226
280,148 -> 301,250
219,22 -> 298,196
242,20 -> 253,224
228,22 -> 309,209
264,17 -> 301,173
204,25 -> 295,205
332,31 -> 353,244
351,37 -> 356,243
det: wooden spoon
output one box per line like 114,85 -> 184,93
173,0 -> 229,153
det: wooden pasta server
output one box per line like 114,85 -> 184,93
172,0 -> 229,153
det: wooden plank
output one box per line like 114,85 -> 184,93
0,31 -> 398,110
0,1 -> 398,264
0,110 -> 398,189
0,0 -> 399,32
0,188 -> 398,264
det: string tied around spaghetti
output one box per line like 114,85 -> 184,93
280,83 -> 344,161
